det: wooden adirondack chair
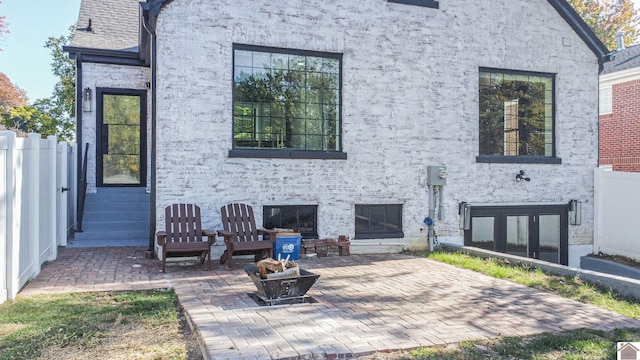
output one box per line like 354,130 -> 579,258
218,203 -> 277,270
156,204 -> 216,273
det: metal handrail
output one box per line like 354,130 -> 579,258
77,143 -> 89,232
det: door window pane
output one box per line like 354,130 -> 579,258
539,214 -> 560,264
102,94 -> 142,185
506,215 -> 529,258
471,217 -> 494,250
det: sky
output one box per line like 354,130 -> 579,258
0,0 -> 81,102
0,0 -> 639,103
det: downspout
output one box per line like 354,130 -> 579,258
141,8 -> 157,257
75,53 -> 83,231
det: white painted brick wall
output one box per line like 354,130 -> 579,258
81,63 -> 150,192
150,0 -> 599,252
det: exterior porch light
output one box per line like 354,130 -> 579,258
569,199 -> 581,225
83,87 -> 92,112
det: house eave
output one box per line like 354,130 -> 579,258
64,46 -> 147,67
546,0 -> 611,66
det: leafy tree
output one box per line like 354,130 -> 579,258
569,0 -> 639,50
0,28 -> 75,142
0,72 -> 27,111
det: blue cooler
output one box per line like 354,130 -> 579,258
273,234 -> 302,261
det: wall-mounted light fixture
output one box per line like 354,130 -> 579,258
516,170 -> 530,182
459,202 -> 471,230
569,199 -> 581,225
83,87 -> 92,112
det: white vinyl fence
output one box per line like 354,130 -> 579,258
0,131 -> 76,304
594,168 -> 640,262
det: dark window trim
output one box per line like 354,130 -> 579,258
229,149 -> 347,160
388,0 -> 439,9
463,204 -> 569,266
96,88 -> 148,187
263,205 -> 319,239
354,204 -> 404,240
231,44 -> 345,158
476,155 -> 562,164
478,67 -> 559,163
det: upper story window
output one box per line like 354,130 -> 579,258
388,0 -> 439,9
478,68 -> 560,164
599,86 -> 612,115
231,45 -> 345,159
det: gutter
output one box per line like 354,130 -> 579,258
75,53 -> 83,230
141,3 -> 158,256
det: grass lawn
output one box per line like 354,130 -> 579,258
355,250 -> 640,360
0,290 -> 202,360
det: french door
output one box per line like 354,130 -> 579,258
464,205 -> 569,265
96,89 -> 147,187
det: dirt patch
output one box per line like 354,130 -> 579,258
35,308 -> 203,360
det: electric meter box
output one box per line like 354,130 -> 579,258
427,165 -> 447,186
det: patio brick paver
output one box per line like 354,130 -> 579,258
19,247 -> 640,359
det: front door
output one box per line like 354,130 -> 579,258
465,205 -> 569,265
96,89 -> 147,187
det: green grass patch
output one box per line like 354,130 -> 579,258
0,290 -> 198,360
395,328 -> 640,360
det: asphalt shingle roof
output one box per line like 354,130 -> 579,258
601,43 -> 640,75
70,0 -> 140,52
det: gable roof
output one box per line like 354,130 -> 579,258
546,0 -> 610,65
143,0 -> 610,65
68,0 -> 611,66
69,0 -> 140,52
601,44 -> 640,75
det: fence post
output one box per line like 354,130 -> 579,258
57,142 -> 69,247
2,131 -> 19,301
0,134 -> 8,304
70,143 -> 78,232
42,136 -> 58,261
27,133 -> 41,277
593,168 -> 601,254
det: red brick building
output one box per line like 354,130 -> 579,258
599,43 -> 640,171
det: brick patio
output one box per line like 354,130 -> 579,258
19,247 -> 640,359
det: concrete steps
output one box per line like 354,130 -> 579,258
70,187 -> 150,248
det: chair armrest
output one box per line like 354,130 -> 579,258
156,231 -> 167,246
202,230 -> 217,245
257,228 -> 278,242
217,230 -> 235,245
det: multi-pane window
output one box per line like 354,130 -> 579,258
599,86 -> 612,115
479,69 -> 555,161
233,45 -> 341,153
263,205 -> 318,239
355,204 -> 404,239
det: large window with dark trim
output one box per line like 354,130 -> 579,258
263,205 -> 318,239
478,68 -> 558,164
355,204 -> 404,239
232,45 -> 342,158
388,0 -> 439,9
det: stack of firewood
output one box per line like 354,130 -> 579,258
257,256 -> 300,279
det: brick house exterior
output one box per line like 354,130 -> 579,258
599,44 -> 640,172
66,0 -> 609,268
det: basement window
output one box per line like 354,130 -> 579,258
355,204 -> 404,239
388,0 -> 439,9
